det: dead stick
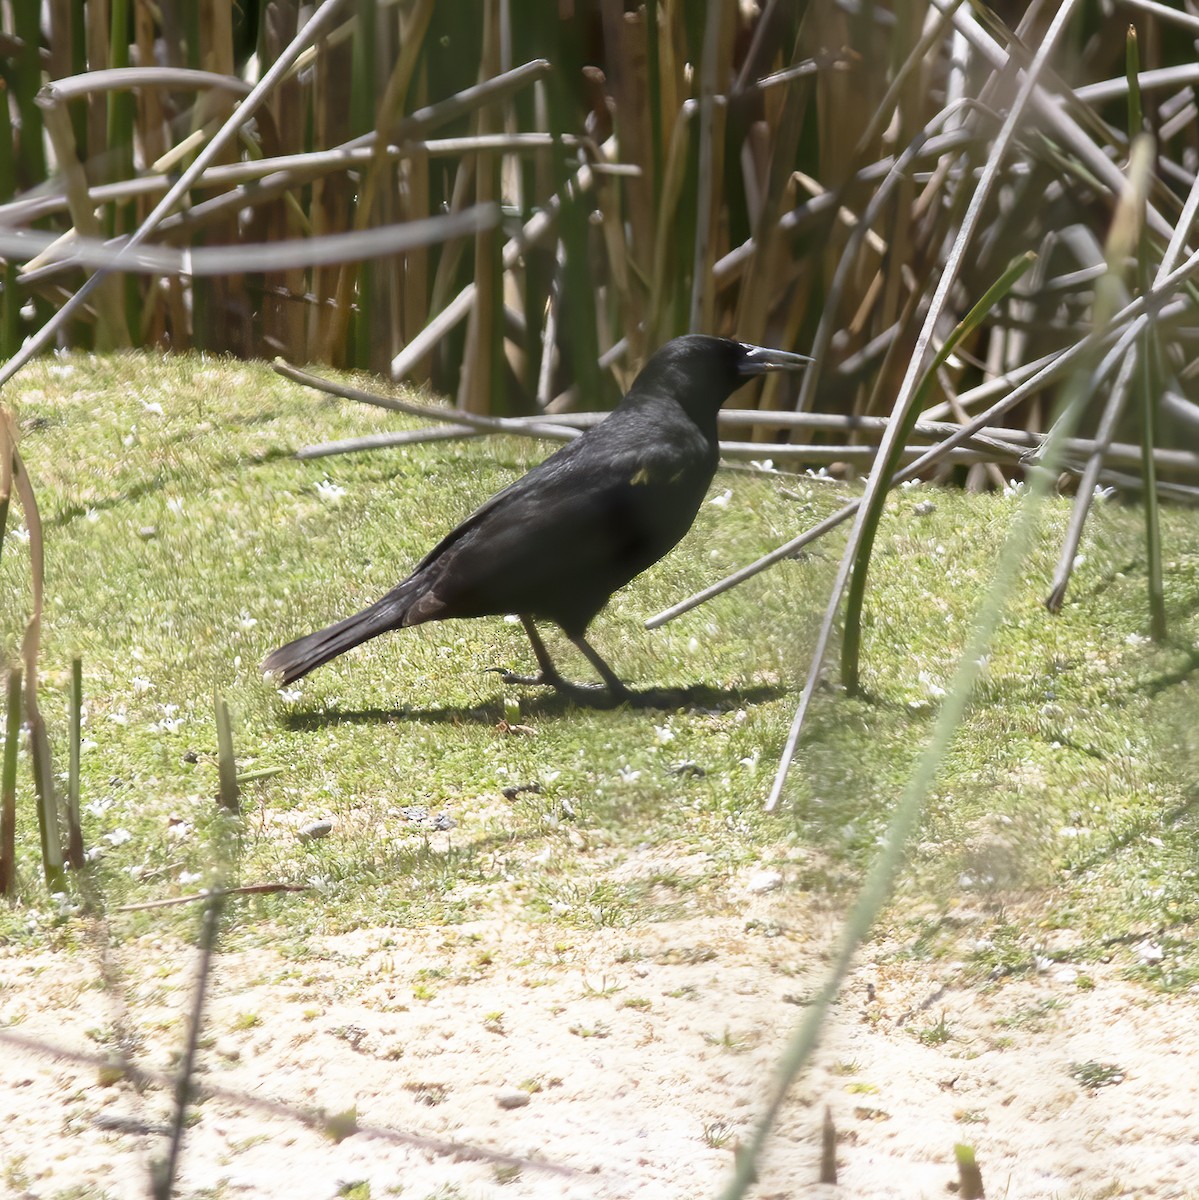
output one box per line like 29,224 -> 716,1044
114,883 -> 308,913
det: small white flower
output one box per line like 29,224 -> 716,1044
653,724 -> 675,745
84,846 -> 105,863
10,526 -> 30,544
708,489 -> 732,509
550,900 -> 570,917
749,459 -> 775,473
1137,941 -> 1164,964
1093,485 -> 1116,501
279,687 -> 303,703
315,478 -> 346,501
104,828 -> 133,846
166,496 -> 185,516
917,670 -> 946,698
617,764 -> 641,783
107,708 -> 129,726
85,798 -> 113,817
132,676 -> 154,694
1125,632 -> 1149,646
178,870 -> 203,885
238,612 -> 258,630
142,401 -> 164,416
740,748 -> 761,771
81,738 -> 98,753
85,508 -> 100,523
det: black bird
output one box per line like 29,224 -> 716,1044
263,335 -> 809,701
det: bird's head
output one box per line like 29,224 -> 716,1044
628,334 -> 811,425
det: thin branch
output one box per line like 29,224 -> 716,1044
767,0 -> 1085,812
0,1028 -> 579,1178
114,883 -> 309,913
273,360 -> 581,440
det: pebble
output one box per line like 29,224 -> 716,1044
298,819 -> 333,842
496,1090 -> 531,1110
746,869 -> 783,894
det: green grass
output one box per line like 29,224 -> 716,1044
1,352 -> 1198,989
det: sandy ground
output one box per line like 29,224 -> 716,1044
2,876 -> 1198,1200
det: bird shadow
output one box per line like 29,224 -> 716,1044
281,680 -> 785,730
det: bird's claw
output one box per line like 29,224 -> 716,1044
485,666 -> 553,687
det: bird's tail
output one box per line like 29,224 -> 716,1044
261,587 -> 416,685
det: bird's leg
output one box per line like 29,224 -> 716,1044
519,618 -> 570,687
487,617 -> 572,688
489,619 -> 627,703
567,633 -> 630,699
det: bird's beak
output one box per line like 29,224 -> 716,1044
737,343 -> 812,376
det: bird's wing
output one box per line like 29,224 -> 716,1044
409,433 -> 598,572
405,421 -> 711,620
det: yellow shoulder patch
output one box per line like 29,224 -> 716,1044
630,465 -> 653,486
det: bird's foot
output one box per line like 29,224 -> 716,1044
485,666 -> 562,688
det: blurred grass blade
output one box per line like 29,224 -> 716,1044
9,445 -> 64,890
1139,313 -> 1167,640
1124,37 -> 1168,639
0,77 -> 20,358
1046,92 -> 1170,614
725,135 -> 1165,1195
721,420 -> 1078,1197
840,250 -> 1037,693
955,1143 -> 985,1200
819,1106 -> 837,1184
28,708 -> 63,891
1125,24 -> 1144,138
1045,349 -> 1138,611
9,205 -> 499,277
1,666 -> 20,898
0,412 -> 11,570
214,693 -> 239,813
766,0 -> 1081,811
65,656 -> 85,871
